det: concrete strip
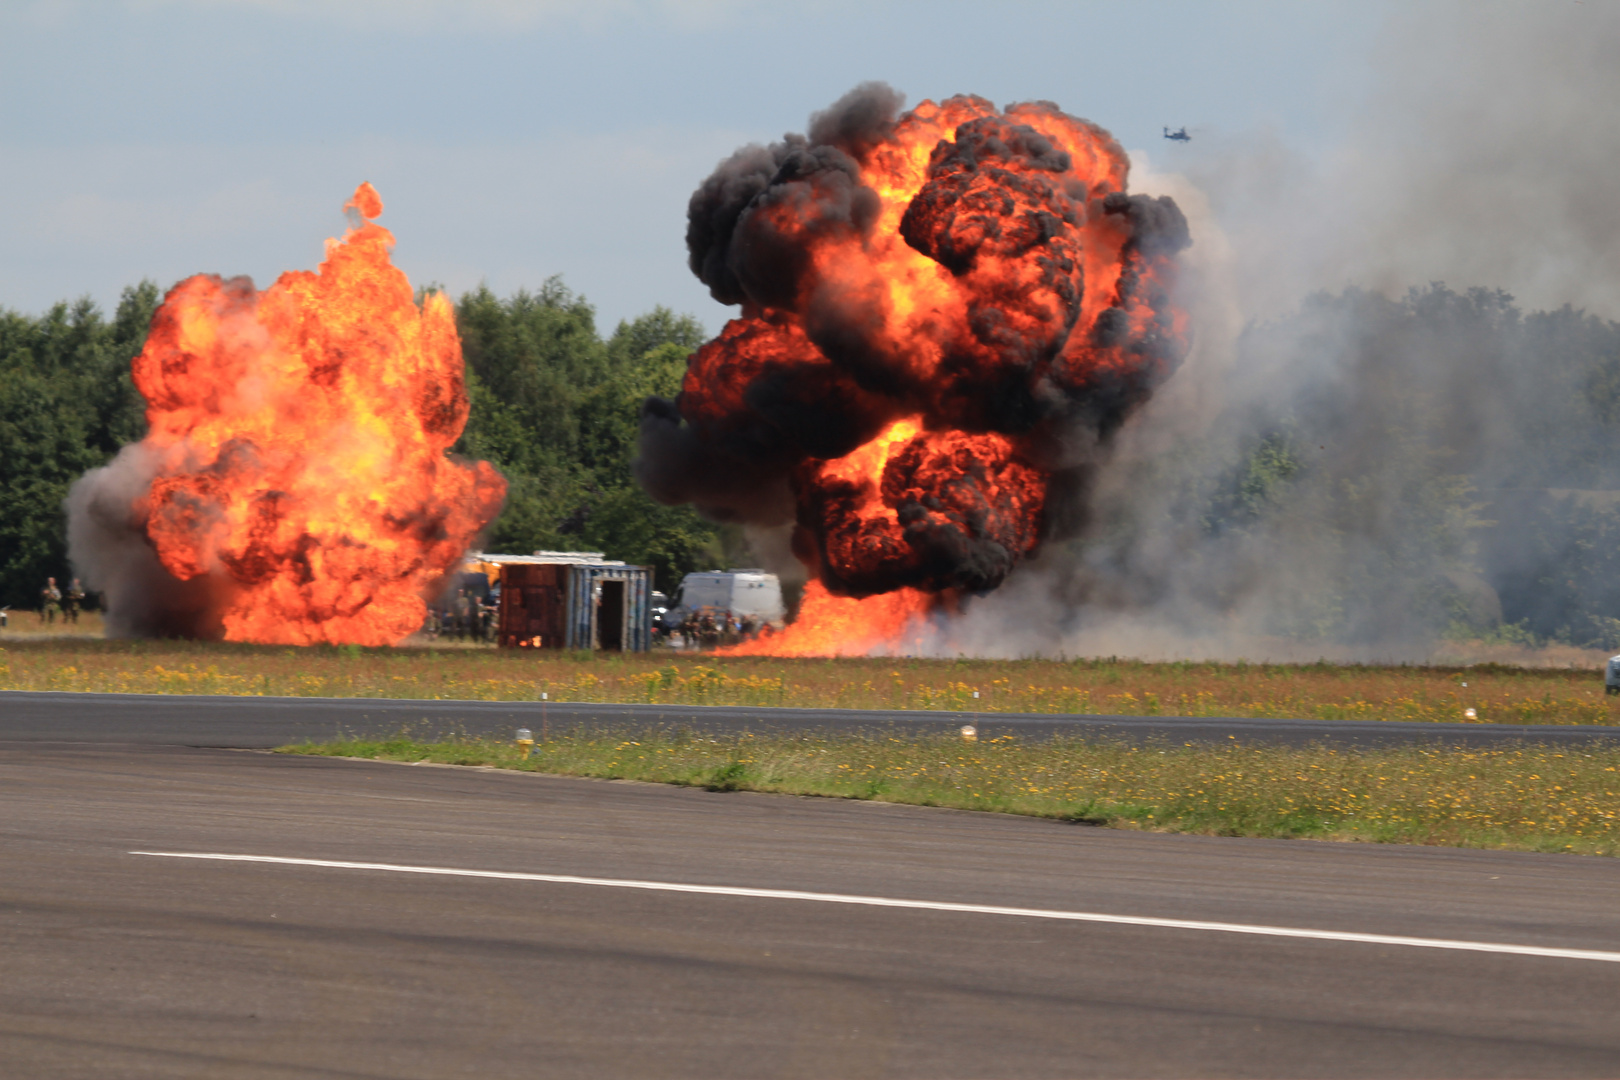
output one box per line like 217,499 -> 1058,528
131,850 -> 1620,965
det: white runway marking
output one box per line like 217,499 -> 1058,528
130,851 -> 1620,965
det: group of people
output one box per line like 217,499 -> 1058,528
660,609 -> 771,650
35,577 -> 87,626
425,587 -> 500,643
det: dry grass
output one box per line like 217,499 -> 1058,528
281,731 -> 1620,856
0,611 -> 108,639
1,635 -> 1617,726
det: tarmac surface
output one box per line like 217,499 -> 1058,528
3,694 -> 1620,1077
6,688 -> 1620,748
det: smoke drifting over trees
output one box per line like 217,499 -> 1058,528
908,2 -> 1620,659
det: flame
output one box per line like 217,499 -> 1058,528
130,183 -> 506,645
818,415 -> 921,488
794,415 -> 1044,600
721,580 -> 934,657
723,415 -> 1031,658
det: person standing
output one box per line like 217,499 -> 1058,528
454,589 -> 472,642
39,578 -> 62,625
65,579 -> 85,625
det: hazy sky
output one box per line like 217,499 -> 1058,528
3,0 -> 1385,333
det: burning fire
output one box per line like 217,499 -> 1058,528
646,87 -> 1190,657
125,183 -> 505,645
723,580 -> 933,657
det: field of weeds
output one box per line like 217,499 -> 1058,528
283,731 -> 1620,856
2,635 -> 1618,725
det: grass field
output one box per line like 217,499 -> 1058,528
281,730 -> 1620,856
2,633 -> 1617,726
7,628 -> 1613,855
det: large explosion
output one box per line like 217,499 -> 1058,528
68,184 -> 507,645
637,86 -> 1191,654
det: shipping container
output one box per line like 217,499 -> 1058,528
465,552 -> 651,652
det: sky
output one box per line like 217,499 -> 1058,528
1,0 -> 1388,334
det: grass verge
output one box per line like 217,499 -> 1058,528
5,638 -> 1620,726
279,731 -> 1620,856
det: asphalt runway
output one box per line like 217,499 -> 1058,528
3,696 -> 1620,1077
6,689 -> 1620,748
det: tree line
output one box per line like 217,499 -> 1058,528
4,278 -> 1620,649
0,278 -> 721,613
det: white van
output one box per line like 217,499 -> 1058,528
667,570 -> 785,627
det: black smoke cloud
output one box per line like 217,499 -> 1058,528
638,83 -> 1190,596
686,83 -> 901,310
647,83 -> 915,525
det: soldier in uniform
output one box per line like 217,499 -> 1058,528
65,579 -> 85,625
39,578 -> 62,625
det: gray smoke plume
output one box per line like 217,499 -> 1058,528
66,444 -> 228,639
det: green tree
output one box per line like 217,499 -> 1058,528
0,283 -> 159,609
449,284 -> 715,590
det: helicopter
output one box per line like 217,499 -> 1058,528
1163,126 -> 1191,142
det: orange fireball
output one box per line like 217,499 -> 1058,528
130,183 -> 505,645
647,86 -> 1190,656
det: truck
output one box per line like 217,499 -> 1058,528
664,570 -> 785,630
